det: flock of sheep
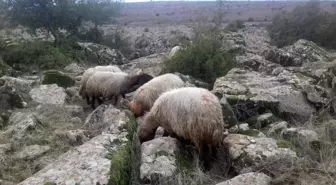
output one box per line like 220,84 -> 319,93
78,65 -> 226,170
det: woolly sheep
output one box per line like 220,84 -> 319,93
128,73 -> 185,117
137,87 -> 226,170
86,71 -> 153,109
167,46 -> 182,59
78,65 -> 122,104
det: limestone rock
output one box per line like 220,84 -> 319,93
0,75 -> 35,101
29,84 -> 68,105
0,83 -> 26,113
174,72 -> 210,89
18,108 -> 133,185
14,145 -> 50,160
34,104 -> 83,125
167,46 -> 182,59
0,143 -> 11,154
324,120 -> 336,142
212,68 -> 315,122
238,123 -> 250,131
246,113 -> 279,129
120,53 -> 165,77
64,63 -> 85,74
0,179 -> 16,185
42,70 -> 76,88
216,172 -> 271,185
265,121 -> 288,137
84,104 -> 124,136
282,128 -> 320,149
77,42 -> 126,65
140,137 -> 179,183
4,112 -> 39,140
54,129 -> 89,146
223,134 -> 297,174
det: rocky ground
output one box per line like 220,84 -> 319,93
1,17 -> 336,185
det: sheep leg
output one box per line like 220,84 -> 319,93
91,96 -> 96,109
97,97 -> 103,105
211,146 -> 218,161
198,143 -> 211,171
86,96 -> 91,105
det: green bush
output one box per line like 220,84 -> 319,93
1,40 -> 85,71
268,0 -> 336,49
165,27 -> 236,84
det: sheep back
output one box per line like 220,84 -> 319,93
129,73 -> 184,116
86,71 -> 128,99
78,65 -> 122,98
137,87 -> 225,149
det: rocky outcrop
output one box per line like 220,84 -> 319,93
64,63 -> 85,75
224,134 -> 297,174
4,112 -> 39,141
174,72 -> 211,89
18,106 -> 134,185
29,84 -> 68,105
216,172 -> 271,185
264,39 -> 335,67
42,70 -> 76,88
14,145 -> 50,160
212,68 -> 316,122
78,42 -> 127,65
140,137 -> 180,183
281,128 -> 320,149
120,53 -> 165,77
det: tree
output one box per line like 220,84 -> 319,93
77,0 -> 122,42
8,0 -> 82,46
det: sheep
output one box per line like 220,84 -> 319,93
137,87 -> 226,170
128,73 -> 185,117
85,71 -> 154,109
78,65 -> 122,104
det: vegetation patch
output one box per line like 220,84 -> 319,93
107,110 -> 137,185
268,1 -> 336,49
239,129 -> 260,137
1,40 -> 85,72
165,26 -> 237,84
225,20 -> 245,32
276,139 -> 294,149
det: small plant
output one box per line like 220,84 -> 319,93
144,27 -> 149,32
165,27 -> 236,84
156,13 -> 160,16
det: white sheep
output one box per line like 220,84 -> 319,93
85,71 -> 154,109
78,65 -> 122,104
137,87 -> 226,170
128,73 -> 185,117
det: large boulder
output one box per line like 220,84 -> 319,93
34,104 -> 84,126
140,137 -> 180,183
223,134 -> 297,174
174,72 -> 211,89
120,53 -> 165,77
13,145 -> 50,160
216,172 -> 271,185
212,68 -> 316,123
77,42 -> 127,65
42,70 -> 76,88
64,63 -> 85,75
263,39 -> 335,67
29,84 -> 68,105
0,75 -> 36,101
4,112 -> 39,141
0,83 -> 26,114
17,107 -> 135,185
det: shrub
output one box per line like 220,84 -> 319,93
1,40 -> 85,71
100,28 -> 133,58
225,20 -> 245,32
268,0 -> 336,49
165,27 -> 236,84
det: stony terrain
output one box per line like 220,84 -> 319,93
1,2 -> 336,185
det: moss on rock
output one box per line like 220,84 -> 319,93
276,139 -> 294,149
239,129 -> 261,137
42,70 -> 76,88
